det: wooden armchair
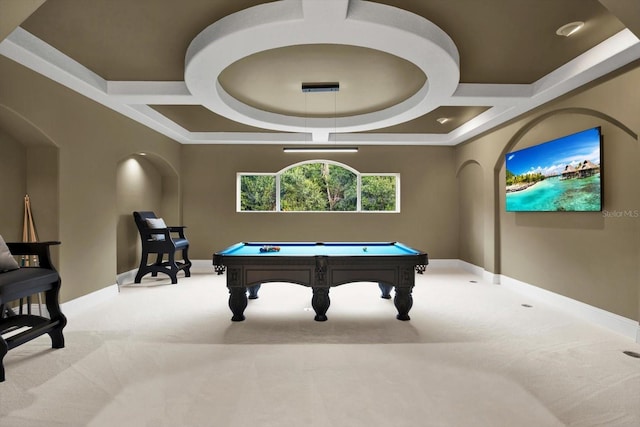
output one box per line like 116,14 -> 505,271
1,241 -> 66,382
133,211 -> 191,284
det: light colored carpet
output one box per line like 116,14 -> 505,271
1,267 -> 639,426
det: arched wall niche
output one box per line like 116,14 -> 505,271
0,105 -> 59,262
116,152 -> 181,274
494,107 -> 636,173
492,107 -> 637,275
456,160 -> 484,266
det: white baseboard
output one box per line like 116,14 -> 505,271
62,262 -> 210,317
499,273 -> 639,343
484,271 -> 500,285
190,259 -> 215,274
66,259 -> 640,343
116,268 -> 137,287
455,260 -> 638,342
424,259 -> 459,269
61,283 -> 119,318
456,260 -> 501,284
117,260 -> 215,280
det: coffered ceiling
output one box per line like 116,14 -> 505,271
1,0 -> 639,146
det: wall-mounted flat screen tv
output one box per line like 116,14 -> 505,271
505,127 -> 602,212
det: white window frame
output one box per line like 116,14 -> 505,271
360,172 -> 401,212
237,160 -> 400,213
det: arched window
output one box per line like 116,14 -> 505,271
238,160 -> 399,212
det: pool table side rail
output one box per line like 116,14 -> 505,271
215,242 -> 424,257
212,253 -> 428,286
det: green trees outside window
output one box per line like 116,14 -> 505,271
361,175 -> 397,211
240,175 -> 276,211
238,161 -> 399,212
281,163 -> 357,211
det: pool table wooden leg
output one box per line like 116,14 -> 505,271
311,287 -> 330,321
247,284 -> 261,299
394,286 -> 413,321
378,283 -> 393,299
228,287 -> 248,321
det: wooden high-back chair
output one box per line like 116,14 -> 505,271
133,211 -> 191,284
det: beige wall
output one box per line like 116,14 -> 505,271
26,146 -> 59,242
181,145 -> 458,260
457,160 -> 484,266
455,64 -> 640,321
0,129 -> 26,241
0,144 -> 59,263
0,56 -> 182,302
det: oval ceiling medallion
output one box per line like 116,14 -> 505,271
185,0 -> 460,141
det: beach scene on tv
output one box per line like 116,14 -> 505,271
505,127 -> 602,212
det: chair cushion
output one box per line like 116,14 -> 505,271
145,217 -> 167,241
0,235 -> 20,272
174,238 -> 189,249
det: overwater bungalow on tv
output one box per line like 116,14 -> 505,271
560,160 -> 600,180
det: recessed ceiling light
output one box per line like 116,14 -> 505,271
436,117 -> 450,124
556,21 -> 584,37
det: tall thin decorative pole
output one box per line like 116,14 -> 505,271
22,195 -> 43,314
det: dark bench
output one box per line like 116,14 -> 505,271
0,241 -> 66,382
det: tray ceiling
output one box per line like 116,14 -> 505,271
1,0 -> 639,146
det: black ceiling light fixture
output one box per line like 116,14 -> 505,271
283,147 -> 358,153
301,82 -> 340,93
284,81 -> 357,153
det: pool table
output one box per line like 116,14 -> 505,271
212,242 -> 428,322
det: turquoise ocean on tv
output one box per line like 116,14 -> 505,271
506,174 -> 601,211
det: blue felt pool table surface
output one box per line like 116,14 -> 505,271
217,241 -> 421,257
